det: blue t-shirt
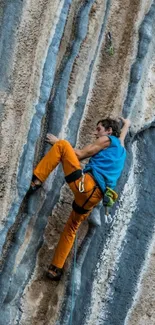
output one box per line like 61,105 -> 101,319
83,135 -> 126,193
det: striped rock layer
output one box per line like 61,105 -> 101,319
0,0 -> 155,324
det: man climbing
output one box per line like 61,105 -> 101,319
29,117 -> 130,280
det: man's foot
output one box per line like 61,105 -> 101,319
46,264 -> 63,281
27,176 -> 42,197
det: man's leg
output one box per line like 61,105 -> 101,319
51,210 -> 89,269
33,140 -> 81,182
50,180 -> 103,271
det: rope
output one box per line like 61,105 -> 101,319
69,234 -> 78,325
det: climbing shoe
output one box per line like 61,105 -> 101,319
46,265 -> 63,281
27,176 -> 42,197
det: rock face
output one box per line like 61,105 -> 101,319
0,0 -> 155,324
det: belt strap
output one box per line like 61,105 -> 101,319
65,169 -> 82,183
72,201 -> 90,214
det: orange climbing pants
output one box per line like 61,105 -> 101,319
34,140 -> 102,268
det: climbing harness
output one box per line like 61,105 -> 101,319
69,233 -> 78,325
65,169 -> 97,214
65,169 -> 118,221
72,185 -> 97,215
105,32 -> 114,56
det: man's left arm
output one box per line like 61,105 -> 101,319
45,133 -> 111,161
75,136 -> 110,160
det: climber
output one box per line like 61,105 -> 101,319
28,117 -> 130,280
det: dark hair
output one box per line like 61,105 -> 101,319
97,118 -> 121,138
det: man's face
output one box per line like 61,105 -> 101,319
94,122 -> 112,139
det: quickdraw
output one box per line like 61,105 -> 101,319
104,212 -> 113,224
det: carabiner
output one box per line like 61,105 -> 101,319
79,173 -> 85,193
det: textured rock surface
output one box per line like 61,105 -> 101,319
0,0 -> 155,324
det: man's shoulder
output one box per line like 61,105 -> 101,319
107,135 -> 120,145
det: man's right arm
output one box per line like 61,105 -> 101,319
119,117 -> 131,146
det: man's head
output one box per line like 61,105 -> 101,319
94,118 -> 121,139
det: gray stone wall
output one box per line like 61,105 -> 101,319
0,0 -> 155,324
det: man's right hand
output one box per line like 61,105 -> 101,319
119,117 -> 131,146
119,117 -> 131,127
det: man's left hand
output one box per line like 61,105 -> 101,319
46,133 -> 59,145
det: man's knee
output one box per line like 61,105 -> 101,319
57,139 -> 70,147
56,140 -> 73,154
